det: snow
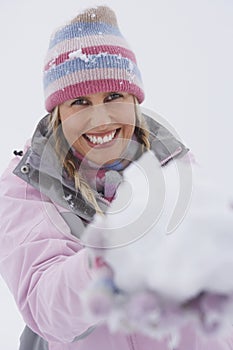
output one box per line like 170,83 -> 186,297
128,60 -> 134,72
68,50 -> 110,64
63,194 -> 75,209
82,151 -> 233,343
66,48 -> 134,85
63,194 -> 72,201
68,49 -> 89,62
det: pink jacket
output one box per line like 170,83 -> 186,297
1,116 -> 233,350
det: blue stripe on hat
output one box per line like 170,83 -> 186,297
49,22 -> 122,49
43,54 -> 142,88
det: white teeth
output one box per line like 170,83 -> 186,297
85,130 -> 116,144
97,137 -> 103,144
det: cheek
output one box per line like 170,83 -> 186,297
120,113 -> 136,138
122,124 -> 135,139
61,117 -> 86,146
60,106 -> 97,143
115,104 -> 136,128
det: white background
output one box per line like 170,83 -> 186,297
0,0 -> 233,348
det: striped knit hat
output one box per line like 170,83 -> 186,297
43,6 -> 145,112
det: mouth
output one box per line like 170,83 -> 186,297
83,128 -> 121,147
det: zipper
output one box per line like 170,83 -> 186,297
127,335 -> 136,350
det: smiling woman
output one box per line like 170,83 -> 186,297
2,4 -> 233,350
58,92 -> 136,163
49,90 -> 149,213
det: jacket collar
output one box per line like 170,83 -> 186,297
13,114 -> 189,221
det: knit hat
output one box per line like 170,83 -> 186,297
43,6 -> 145,112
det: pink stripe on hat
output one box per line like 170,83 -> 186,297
46,79 -> 144,112
44,67 -> 142,98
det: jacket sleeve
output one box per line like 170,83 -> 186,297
0,156 -> 97,343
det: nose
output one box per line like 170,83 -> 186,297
88,104 -> 113,130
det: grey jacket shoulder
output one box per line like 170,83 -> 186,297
143,113 -> 189,165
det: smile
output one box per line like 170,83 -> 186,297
83,129 -> 120,146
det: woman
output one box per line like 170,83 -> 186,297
0,5 -> 232,350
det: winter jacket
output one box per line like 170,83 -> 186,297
0,114 -> 233,350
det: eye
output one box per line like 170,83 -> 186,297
104,92 -> 123,103
71,98 -> 89,106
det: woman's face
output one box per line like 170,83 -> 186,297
59,92 -> 136,165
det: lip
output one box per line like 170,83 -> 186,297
83,128 -> 121,148
85,129 -> 116,138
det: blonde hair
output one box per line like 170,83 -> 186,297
49,98 -> 150,213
